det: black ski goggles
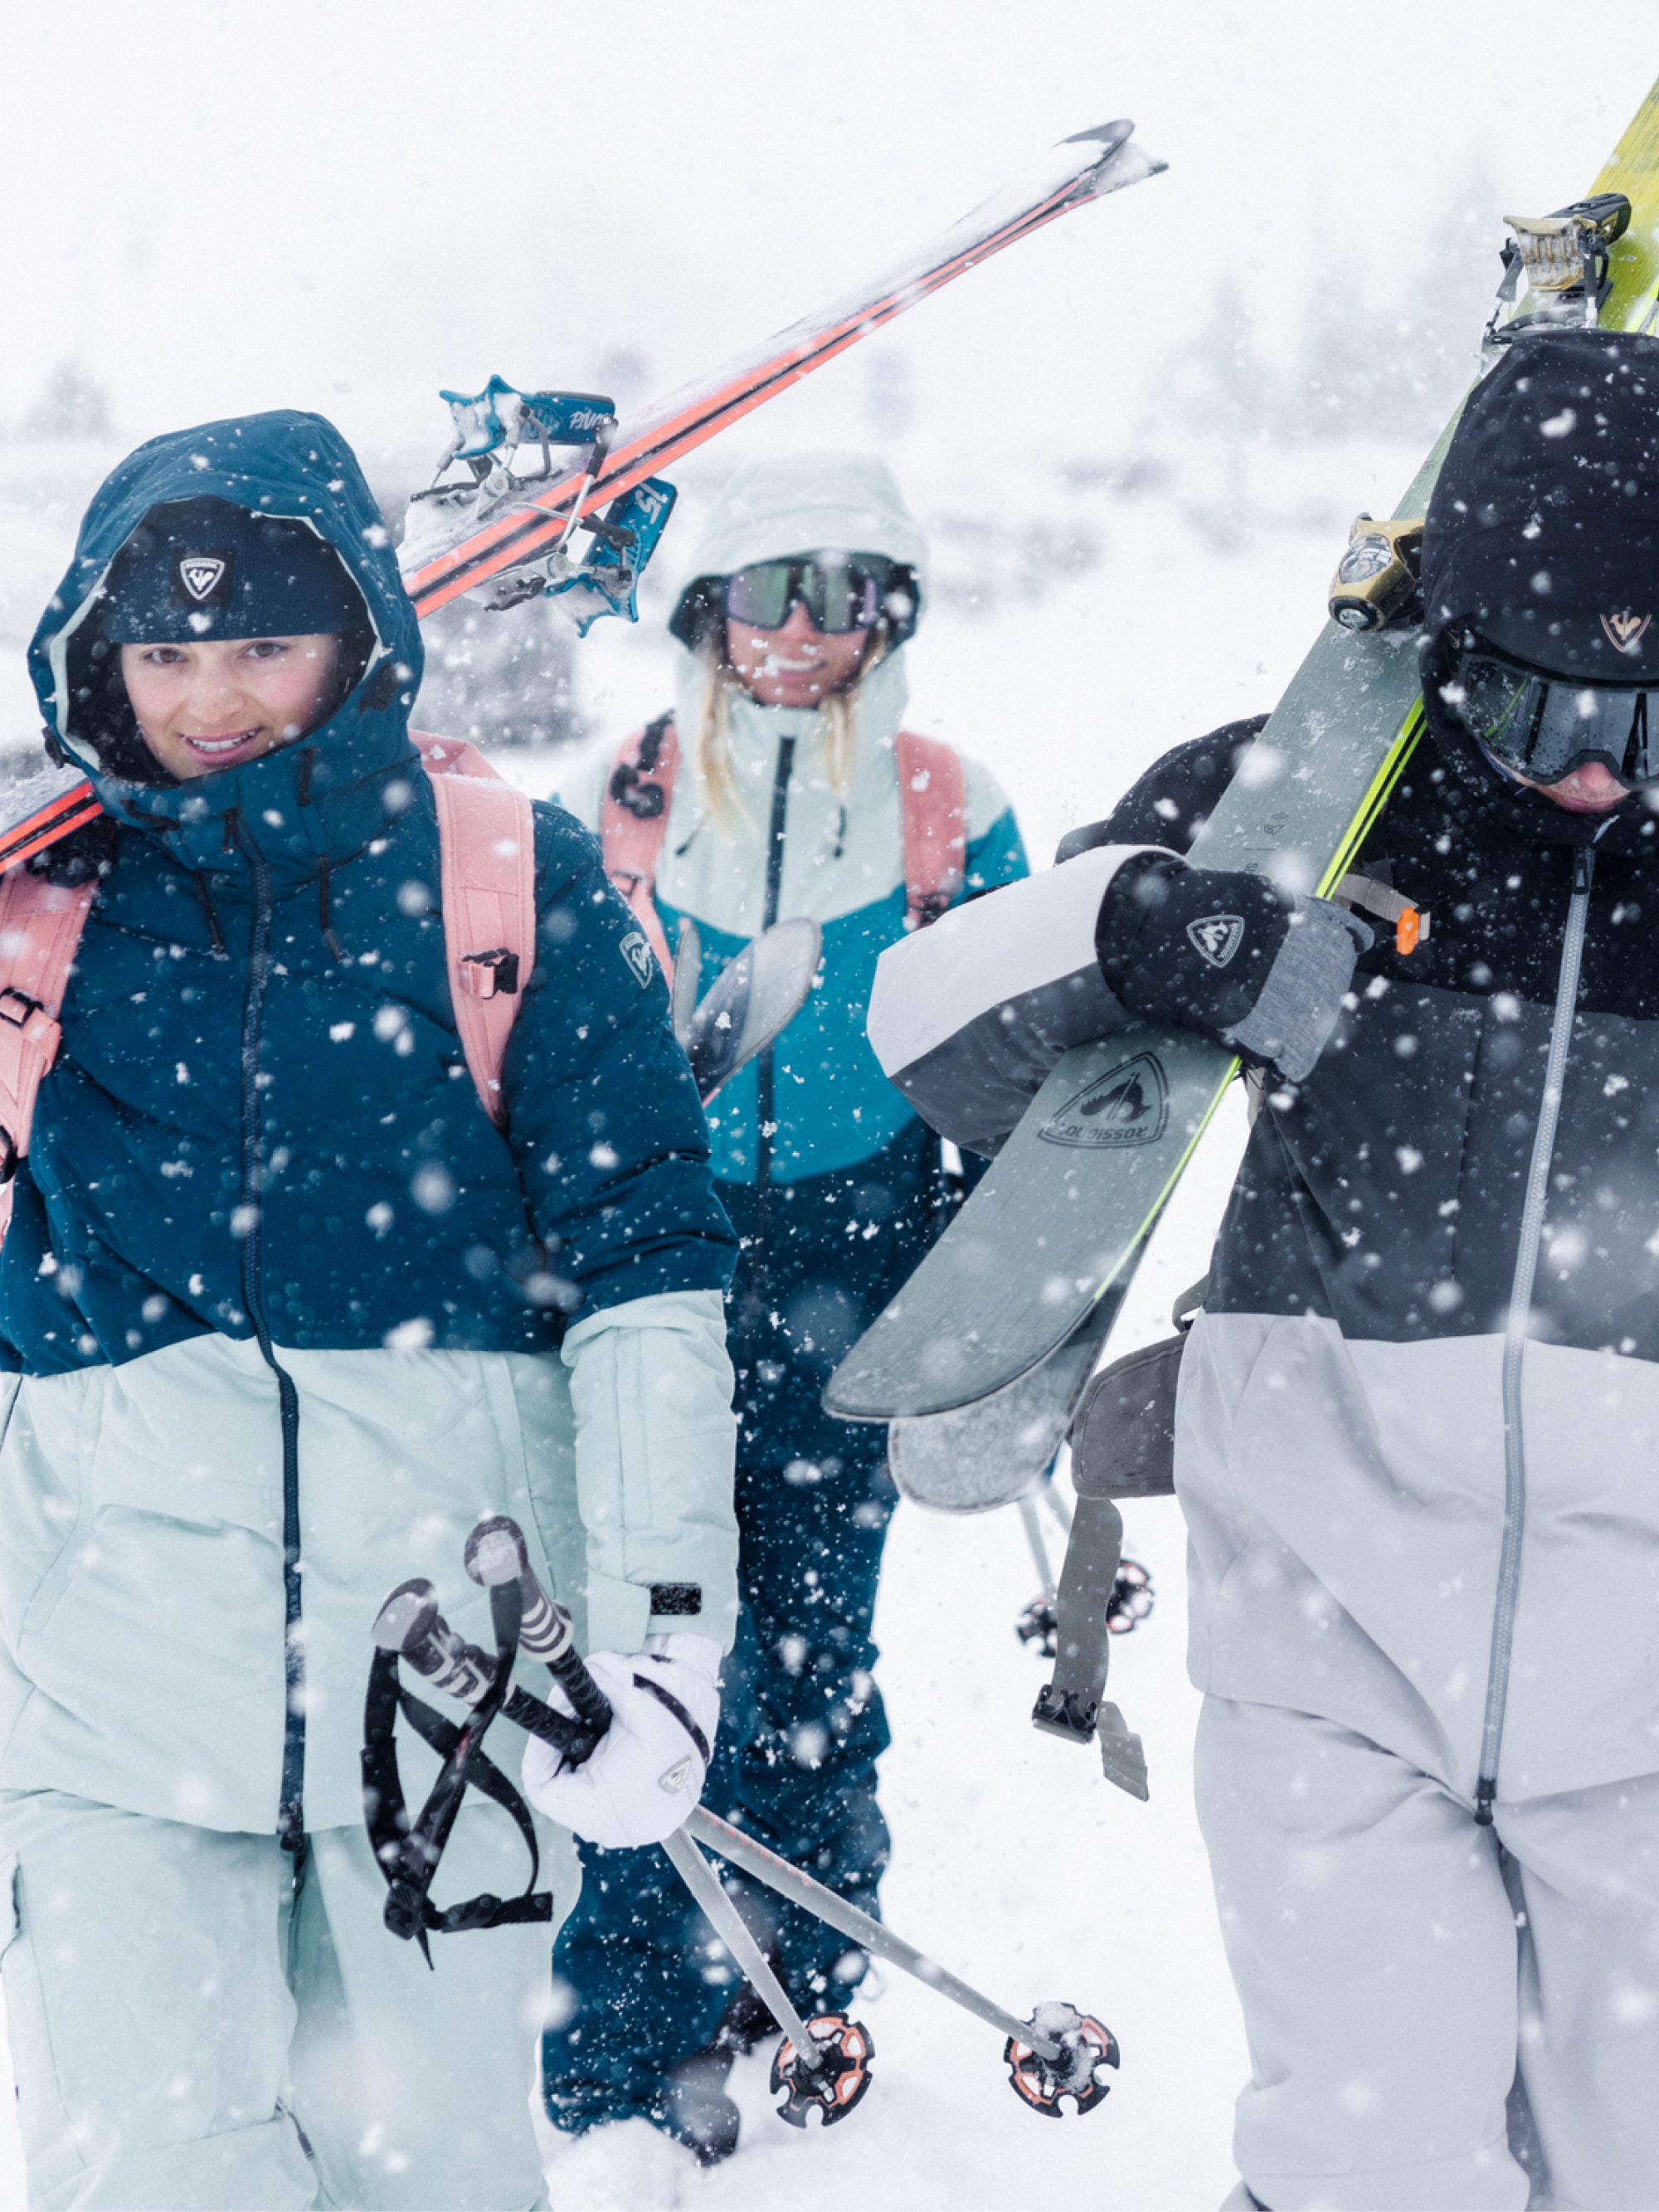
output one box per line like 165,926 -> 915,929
722,553 -> 916,638
1430,640 -> 1659,788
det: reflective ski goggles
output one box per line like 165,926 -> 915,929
722,553 -> 914,636
1432,644 -> 1659,787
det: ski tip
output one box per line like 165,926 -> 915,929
1060,119 -> 1136,153
1058,122 -> 1169,199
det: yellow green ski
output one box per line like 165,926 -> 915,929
828,71 -> 1659,1453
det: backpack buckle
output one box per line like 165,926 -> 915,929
0,989 -> 42,1029
460,949 -> 519,999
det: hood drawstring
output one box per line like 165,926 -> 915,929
318,858 -> 346,965
193,873 -> 226,958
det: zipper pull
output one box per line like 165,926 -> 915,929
1573,847 -> 1595,897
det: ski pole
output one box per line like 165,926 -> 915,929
446,1518 -> 1118,2115
659,1824 -> 823,2069
476,1524 -> 1073,2064
463,1515 -> 612,1738
684,1806 -> 1063,2062
1018,1495 -> 1058,1604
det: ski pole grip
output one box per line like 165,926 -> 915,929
464,1516 -> 613,1740
372,1578 -> 495,1706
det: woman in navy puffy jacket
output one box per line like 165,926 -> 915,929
0,409 -> 740,2210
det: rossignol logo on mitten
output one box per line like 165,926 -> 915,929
619,931 -> 654,988
1186,914 -> 1245,969
659,1756 -> 693,1794
173,553 -> 232,606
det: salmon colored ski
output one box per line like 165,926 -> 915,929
0,121 -> 1163,880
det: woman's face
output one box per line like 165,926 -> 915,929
120,634 -> 342,780
725,600 -> 871,709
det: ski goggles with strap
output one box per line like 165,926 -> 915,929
1430,638 -> 1659,788
722,552 -> 916,637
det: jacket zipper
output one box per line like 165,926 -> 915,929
752,734 -> 795,1198
1474,843 -> 1594,1825
236,839 -> 307,1850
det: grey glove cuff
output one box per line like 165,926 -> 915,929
1219,895 -> 1371,1083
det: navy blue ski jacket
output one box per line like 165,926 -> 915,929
14,411 -> 737,1378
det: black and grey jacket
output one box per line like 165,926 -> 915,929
869,717 -> 1659,1810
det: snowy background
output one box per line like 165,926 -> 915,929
0,4 -> 1651,2204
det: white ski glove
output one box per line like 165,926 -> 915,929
520,1631 -> 721,1850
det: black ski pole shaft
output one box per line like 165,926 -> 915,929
464,1515 -> 611,1737
686,1806 -> 1063,2062
659,1826 -> 825,2071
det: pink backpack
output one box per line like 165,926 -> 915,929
601,717 -> 967,980
0,732 -> 535,1244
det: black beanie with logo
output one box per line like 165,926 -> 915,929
99,495 -> 364,644
1420,328 -> 1659,682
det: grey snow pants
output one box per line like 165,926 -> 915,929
0,1788 -> 573,2210
1196,1696 -> 1659,2212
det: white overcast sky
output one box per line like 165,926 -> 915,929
0,2 -> 1651,472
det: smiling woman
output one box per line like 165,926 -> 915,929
0,407 -> 744,2212
121,634 -> 342,778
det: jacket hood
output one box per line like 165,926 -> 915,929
680,450 -> 928,582
28,411 -> 423,882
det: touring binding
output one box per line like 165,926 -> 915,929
1328,515 -> 1425,634
403,374 -> 674,631
1484,192 -> 1633,352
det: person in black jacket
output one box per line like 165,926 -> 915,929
865,328 -> 1659,2210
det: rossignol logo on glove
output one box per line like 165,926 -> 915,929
1602,609 -> 1652,651
173,552 -> 232,606
619,931 -> 654,988
1038,1052 -> 1170,1150
1186,913 -> 1245,969
659,1756 -> 693,1794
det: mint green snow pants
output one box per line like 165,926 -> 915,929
0,1789 -> 576,2210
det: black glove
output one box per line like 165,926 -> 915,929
1096,856 -> 1371,1084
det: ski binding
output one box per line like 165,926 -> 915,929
1329,514 -> 1424,633
1485,192 -> 1632,349
402,375 -> 675,632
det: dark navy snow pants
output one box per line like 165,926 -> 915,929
541,1444 -> 896,2132
542,1136 -> 952,2135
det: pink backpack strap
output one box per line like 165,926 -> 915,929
0,868 -> 98,1247
600,714 -> 679,982
412,732 -> 536,1130
894,730 -> 967,931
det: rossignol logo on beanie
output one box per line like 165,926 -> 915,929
173,552 -> 234,608
1187,914 -> 1245,969
1602,610 -> 1652,651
